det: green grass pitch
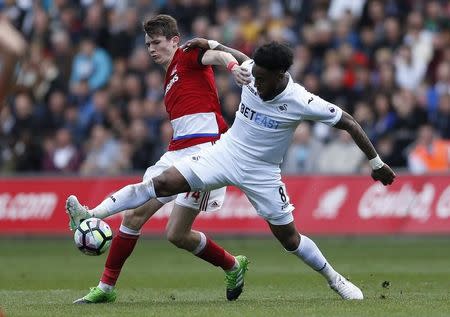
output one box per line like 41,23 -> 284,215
1,237 -> 449,317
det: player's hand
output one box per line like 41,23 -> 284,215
181,38 -> 209,51
371,164 -> 396,186
230,64 -> 251,86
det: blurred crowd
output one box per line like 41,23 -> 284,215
0,0 -> 449,176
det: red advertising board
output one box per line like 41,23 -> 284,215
0,175 -> 450,235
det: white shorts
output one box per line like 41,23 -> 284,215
174,138 -> 294,225
143,142 -> 226,212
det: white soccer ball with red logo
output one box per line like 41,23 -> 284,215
74,218 -> 113,256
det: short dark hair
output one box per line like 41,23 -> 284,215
253,42 -> 293,72
143,14 -> 180,39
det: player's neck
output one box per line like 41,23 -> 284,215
162,47 -> 178,71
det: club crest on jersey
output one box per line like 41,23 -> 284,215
277,104 -> 288,113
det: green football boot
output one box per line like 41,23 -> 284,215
66,195 -> 91,231
73,287 -> 117,304
225,255 -> 249,301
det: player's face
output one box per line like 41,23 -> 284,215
252,64 -> 284,101
145,34 -> 179,66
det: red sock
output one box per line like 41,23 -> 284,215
100,230 -> 139,286
196,237 -> 236,271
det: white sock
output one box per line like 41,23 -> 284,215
119,224 -> 140,236
191,232 -> 207,255
191,232 -> 238,271
289,234 -> 338,282
91,180 -> 156,219
98,281 -> 114,293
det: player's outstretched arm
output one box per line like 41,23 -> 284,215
334,111 -> 396,185
182,38 -> 250,64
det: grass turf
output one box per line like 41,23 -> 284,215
1,237 -> 449,317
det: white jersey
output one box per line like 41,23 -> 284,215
225,59 -> 343,164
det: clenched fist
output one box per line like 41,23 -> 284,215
371,164 -> 396,185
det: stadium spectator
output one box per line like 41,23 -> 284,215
50,30 -> 75,88
375,133 -> 405,168
427,61 -> 450,115
282,123 -> 323,174
328,0 -> 366,21
394,44 -> 427,91
373,93 -> 397,141
431,94 -> 450,139
79,124 -> 122,175
317,130 -> 365,173
353,101 -> 375,135
407,124 -> 450,174
40,90 -> 68,134
127,118 -> 158,170
42,127 -> 83,173
70,36 -> 112,93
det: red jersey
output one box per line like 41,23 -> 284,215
164,47 -> 228,151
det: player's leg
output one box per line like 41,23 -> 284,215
72,157 -> 178,304
66,166 -> 189,225
166,202 -> 249,301
241,171 -> 363,300
267,221 -> 363,300
73,199 -> 163,304
98,199 -> 165,290
167,142 -> 250,300
65,151 -> 183,230
69,139 -> 235,223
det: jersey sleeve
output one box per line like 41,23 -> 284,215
295,85 -> 343,126
182,47 -> 207,68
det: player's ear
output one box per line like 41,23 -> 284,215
171,36 -> 180,47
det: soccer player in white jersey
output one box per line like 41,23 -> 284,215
68,40 -> 396,300
66,16 -> 252,304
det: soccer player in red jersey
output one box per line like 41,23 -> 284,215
67,15 -> 251,304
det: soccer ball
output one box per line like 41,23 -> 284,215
74,218 -> 113,256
